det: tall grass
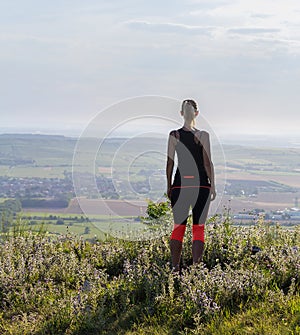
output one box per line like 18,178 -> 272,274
0,215 -> 299,334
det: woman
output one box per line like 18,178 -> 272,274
166,99 -> 216,272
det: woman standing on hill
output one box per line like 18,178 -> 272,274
166,99 -> 216,272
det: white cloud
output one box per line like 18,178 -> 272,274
228,27 -> 281,35
188,0 -> 300,38
124,20 -> 215,36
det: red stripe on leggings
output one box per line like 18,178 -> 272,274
170,224 -> 186,242
192,224 -> 205,242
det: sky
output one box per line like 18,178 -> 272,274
0,0 -> 300,138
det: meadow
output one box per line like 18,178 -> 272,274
0,212 -> 299,335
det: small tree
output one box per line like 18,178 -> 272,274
84,226 -> 91,234
56,218 -> 64,225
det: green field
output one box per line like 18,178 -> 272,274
15,212 -> 124,241
10,211 -> 172,242
224,145 -> 300,173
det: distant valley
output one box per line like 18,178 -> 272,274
0,133 -> 299,223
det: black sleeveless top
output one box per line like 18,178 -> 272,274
170,128 -> 210,188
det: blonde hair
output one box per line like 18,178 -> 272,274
181,99 -> 197,127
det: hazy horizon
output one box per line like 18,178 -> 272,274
1,126 -> 299,148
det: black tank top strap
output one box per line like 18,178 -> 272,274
192,129 -> 202,146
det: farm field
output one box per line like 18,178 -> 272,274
17,210 -> 168,242
18,212 -> 133,241
16,201 -> 299,243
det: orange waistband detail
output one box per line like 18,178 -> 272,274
183,175 -> 195,179
171,185 -> 211,190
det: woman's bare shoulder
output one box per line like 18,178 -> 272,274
169,129 -> 180,140
194,129 -> 209,143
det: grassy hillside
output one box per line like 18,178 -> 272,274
0,216 -> 299,334
0,134 -> 76,178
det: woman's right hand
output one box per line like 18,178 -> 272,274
167,187 -> 172,200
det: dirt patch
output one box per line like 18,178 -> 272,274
21,198 -> 148,216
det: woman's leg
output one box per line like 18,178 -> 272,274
170,230 -> 185,271
170,188 -> 189,271
192,187 -> 211,264
192,241 -> 205,264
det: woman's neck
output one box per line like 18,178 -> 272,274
183,122 -> 194,131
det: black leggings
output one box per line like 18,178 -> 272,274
170,186 -> 211,225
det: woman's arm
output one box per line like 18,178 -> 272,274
166,132 -> 176,199
201,131 -> 216,201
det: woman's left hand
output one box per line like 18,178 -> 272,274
210,187 -> 216,201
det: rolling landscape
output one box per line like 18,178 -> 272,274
0,133 -> 299,232
0,133 -> 299,334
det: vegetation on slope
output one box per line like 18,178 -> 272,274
0,215 -> 299,334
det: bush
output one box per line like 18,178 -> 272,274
144,198 -> 170,220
